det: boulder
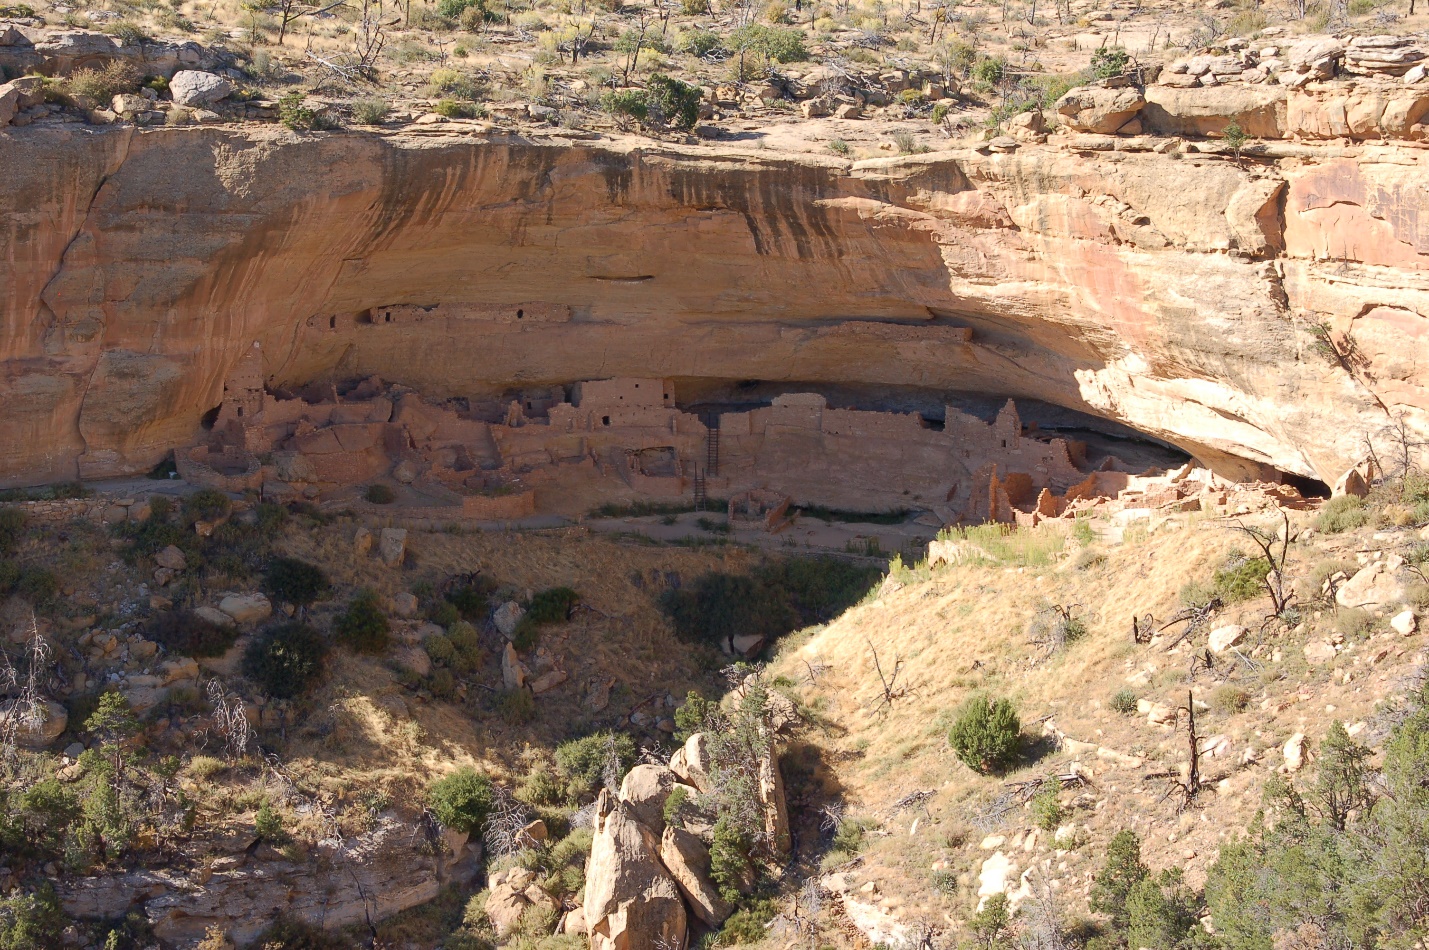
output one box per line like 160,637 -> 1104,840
169,70 -> 233,107
392,645 -> 432,678
584,789 -> 687,950
194,605 -> 235,628
1391,609 -> 1418,636
977,851 -> 1016,908
484,868 -> 556,936
493,601 -> 525,639
501,642 -> 527,690
353,526 -> 373,556
379,528 -> 407,567
669,732 -> 712,793
530,669 -> 568,694
154,544 -> 187,571
1143,84 -> 1286,139
390,592 -> 418,618
1054,85 -> 1145,133
218,592 -> 272,625
1304,640 -> 1337,664
660,825 -> 731,926
1208,624 -> 1247,653
1284,732 -> 1306,772
2,698 -> 68,748
0,76 -> 44,127
618,764 -> 678,833
1336,562 -> 1407,610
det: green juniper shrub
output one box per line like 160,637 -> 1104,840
145,609 -> 239,658
643,73 -> 701,130
662,785 -> 689,827
715,897 -> 779,944
1090,829 -> 1149,929
446,576 -> 498,621
677,27 -> 722,56
948,695 -> 1021,774
364,483 -> 396,505
242,622 -> 327,698
1126,868 -> 1203,949
554,731 -> 636,796
709,816 -> 756,903
1090,45 -> 1130,79
334,589 -> 390,654
968,892 -> 1011,948
1212,552 -> 1270,604
0,885 -> 67,950
262,557 -> 329,608
254,801 -> 289,843
510,587 -> 579,651
428,768 -> 494,835
1031,780 -> 1064,831
674,690 -> 721,742
600,88 -> 648,126
446,620 -> 483,671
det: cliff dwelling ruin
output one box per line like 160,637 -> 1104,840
170,338 -> 1272,528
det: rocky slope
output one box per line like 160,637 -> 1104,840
1,118 -> 1426,490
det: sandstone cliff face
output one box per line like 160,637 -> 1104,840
2,125 -> 1425,487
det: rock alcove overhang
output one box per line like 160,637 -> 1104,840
0,127 -> 1397,488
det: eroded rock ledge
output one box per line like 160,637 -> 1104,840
2,124 -> 1426,489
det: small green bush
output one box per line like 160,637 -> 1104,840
182,489 -> 231,524
498,688 -> 535,724
948,695 -> 1021,774
1110,688 -> 1139,715
242,622 -> 327,698
262,557 -> 329,608
677,27 -> 722,56
334,590 -> 390,654
64,60 -> 138,103
350,96 -> 390,124
254,801 -> 288,843
1212,555 -> 1270,604
600,88 -> 648,125
446,577 -> 498,620
716,897 -> 779,943
145,609 -> 239,658
1090,45 -> 1130,79
364,483 -> 396,505
511,587 -> 579,650
1317,495 -> 1370,534
1031,781 -> 1064,831
1209,684 -> 1250,715
429,768 -> 494,834
972,56 -> 1005,87
0,509 -> 27,555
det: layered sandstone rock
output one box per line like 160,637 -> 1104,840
585,789 -> 688,950
1,126 -> 1426,490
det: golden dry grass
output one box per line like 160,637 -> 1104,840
766,508 -> 1427,933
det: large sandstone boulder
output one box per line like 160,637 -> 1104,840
584,790 -> 687,950
379,528 -> 407,567
485,867 -> 559,936
660,825 -> 731,926
2,698 -> 68,748
169,70 -> 232,107
1143,85 -> 1287,139
0,76 -> 44,127
670,732 -> 712,792
1336,562 -> 1408,609
1054,85 -> 1145,133
618,764 -> 678,834
218,592 -> 271,624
